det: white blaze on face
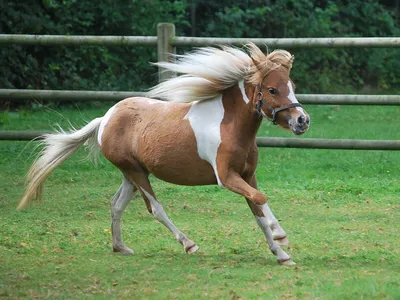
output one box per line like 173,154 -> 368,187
184,95 -> 225,187
97,105 -> 116,145
287,81 -> 306,114
238,80 -> 249,104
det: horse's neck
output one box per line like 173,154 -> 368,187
222,85 -> 262,145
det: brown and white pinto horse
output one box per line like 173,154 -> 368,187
18,43 -> 310,265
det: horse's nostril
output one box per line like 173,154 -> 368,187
306,118 -> 310,125
297,115 -> 305,124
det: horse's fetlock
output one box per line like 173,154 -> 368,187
270,244 -> 280,255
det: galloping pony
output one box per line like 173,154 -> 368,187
18,43 -> 310,265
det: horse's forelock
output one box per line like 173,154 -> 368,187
266,50 -> 293,72
247,43 -> 293,85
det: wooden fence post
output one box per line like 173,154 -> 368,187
157,23 -> 176,82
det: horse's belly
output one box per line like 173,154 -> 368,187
149,160 -> 218,186
140,137 -> 218,185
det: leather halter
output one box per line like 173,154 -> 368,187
256,84 -> 303,125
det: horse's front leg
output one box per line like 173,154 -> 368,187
245,175 -> 289,246
219,171 -> 294,265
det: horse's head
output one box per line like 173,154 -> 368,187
256,69 -> 310,135
248,45 -> 310,135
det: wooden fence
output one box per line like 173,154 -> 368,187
0,23 -> 399,149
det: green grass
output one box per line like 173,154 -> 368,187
1,104 -> 399,299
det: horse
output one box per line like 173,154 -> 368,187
18,43 -> 310,265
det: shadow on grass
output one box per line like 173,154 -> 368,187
114,249 -> 399,272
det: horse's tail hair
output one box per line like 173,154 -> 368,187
17,117 -> 103,210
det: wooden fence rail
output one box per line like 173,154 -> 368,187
2,130 -> 400,150
0,89 -> 143,102
2,34 -> 400,48
0,34 -> 157,46
0,89 -> 400,106
2,89 -> 400,105
172,37 -> 400,48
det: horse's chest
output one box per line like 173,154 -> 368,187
184,96 -> 224,186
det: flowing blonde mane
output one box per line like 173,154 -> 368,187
146,43 -> 294,103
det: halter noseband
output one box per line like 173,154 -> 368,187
256,84 -> 303,125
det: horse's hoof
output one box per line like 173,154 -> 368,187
185,244 -> 199,254
279,259 -> 296,265
113,247 -> 134,255
274,236 -> 290,246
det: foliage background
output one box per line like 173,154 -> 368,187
0,0 -> 400,97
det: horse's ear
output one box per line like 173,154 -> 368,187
250,56 -> 263,73
250,56 -> 258,69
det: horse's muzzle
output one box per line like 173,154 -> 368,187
290,114 -> 310,135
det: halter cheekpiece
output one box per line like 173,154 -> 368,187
256,84 -> 303,125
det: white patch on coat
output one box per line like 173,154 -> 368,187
136,98 -> 164,105
184,95 -> 225,187
140,188 -> 164,218
140,187 -> 183,240
255,215 -> 290,261
146,99 -> 162,105
238,80 -> 249,104
97,105 -> 116,145
140,187 -> 198,252
287,81 -> 305,114
259,203 -> 279,227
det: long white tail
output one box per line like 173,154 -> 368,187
17,117 -> 103,210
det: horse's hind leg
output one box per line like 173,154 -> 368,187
111,176 -> 137,255
129,175 -> 199,254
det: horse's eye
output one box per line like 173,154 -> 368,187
268,88 -> 277,95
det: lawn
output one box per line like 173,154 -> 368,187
0,103 -> 399,299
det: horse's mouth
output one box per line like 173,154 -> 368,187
290,125 -> 309,136
292,129 -> 307,136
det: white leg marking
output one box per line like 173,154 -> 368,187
259,203 -> 279,228
287,81 -> 306,115
184,96 -> 225,187
255,216 -> 293,264
97,105 -> 117,145
111,177 -> 136,254
140,187 -> 199,253
238,80 -> 249,104
259,204 -> 288,244
141,187 -> 178,235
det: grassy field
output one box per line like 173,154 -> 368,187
0,103 -> 399,299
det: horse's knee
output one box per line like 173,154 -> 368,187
111,206 -> 124,219
249,191 -> 266,205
